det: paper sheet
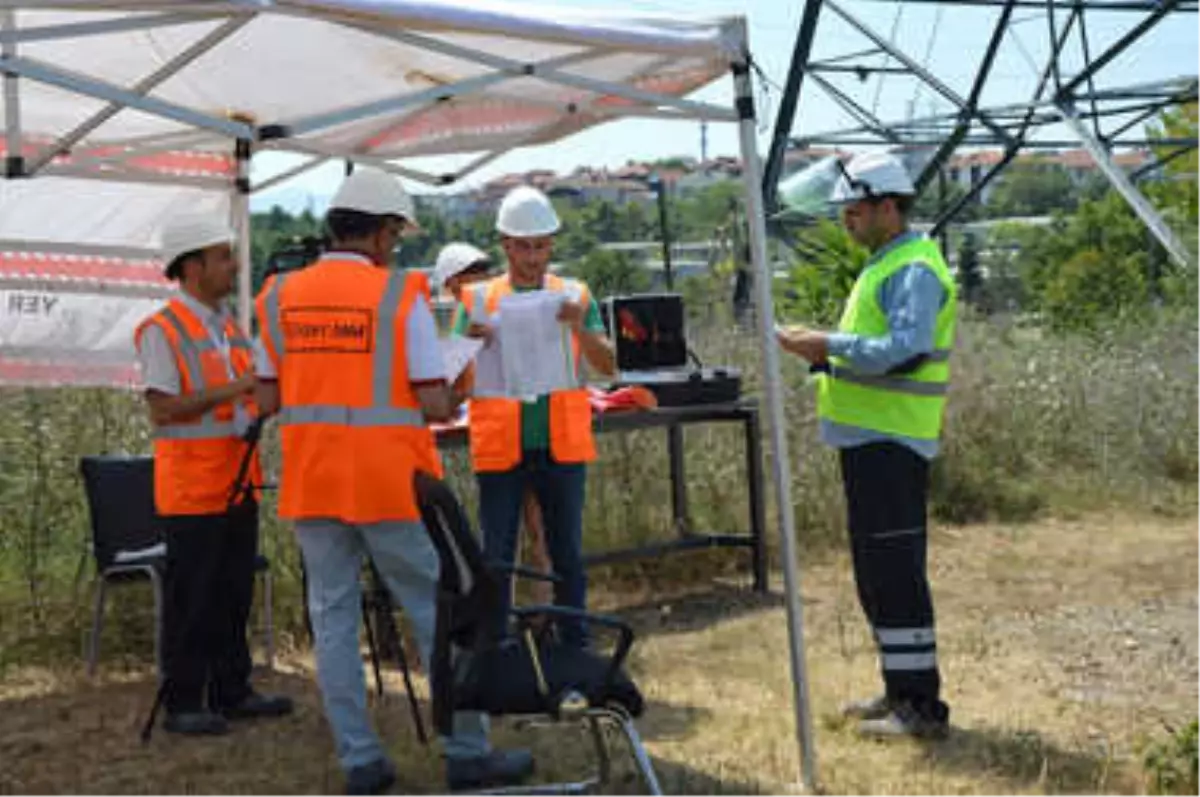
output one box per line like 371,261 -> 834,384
496,291 -> 576,400
439,336 -> 484,383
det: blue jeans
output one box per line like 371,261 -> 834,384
477,451 -> 588,648
295,520 -> 489,772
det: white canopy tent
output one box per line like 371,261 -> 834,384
0,2 -> 818,788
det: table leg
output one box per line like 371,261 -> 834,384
668,424 -> 689,536
745,409 -> 768,593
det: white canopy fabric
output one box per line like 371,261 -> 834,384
0,4 -> 819,791
0,0 -> 739,387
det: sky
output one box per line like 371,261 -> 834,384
250,0 -> 1199,213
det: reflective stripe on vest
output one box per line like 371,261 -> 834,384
817,235 -> 957,441
268,269 -> 419,430
153,306 -> 240,442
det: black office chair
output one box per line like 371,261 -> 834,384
414,471 -> 661,795
80,455 -> 275,676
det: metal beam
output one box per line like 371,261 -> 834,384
251,155 -> 330,194
262,139 -> 444,187
25,15 -> 251,175
762,0 -> 824,215
916,0 -> 1016,191
1056,0 -> 1181,99
824,0 -> 1016,144
1058,101 -> 1194,268
0,55 -> 255,140
279,46 -> 607,138
851,0 -> 1196,9
809,73 -> 903,144
333,20 -> 737,123
0,11 -> 224,45
1130,142 -> 1197,181
808,63 -> 910,76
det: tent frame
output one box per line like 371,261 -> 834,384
0,3 -> 820,791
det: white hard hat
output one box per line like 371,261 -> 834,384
830,151 -> 916,204
495,185 -> 560,237
330,167 -> 417,221
160,212 -> 235,277
433,242 -> 491,288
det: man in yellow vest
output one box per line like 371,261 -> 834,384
777,152 -> 956,739
454,186 -> 616,649
254,169 -> 533,795
134,213 -> 292,736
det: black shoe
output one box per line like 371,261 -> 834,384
219,691 -> 294,720
345,758 -> 397,796
446,749 -> 535,792
840,694 -> 891,721
163,710 -> 229,736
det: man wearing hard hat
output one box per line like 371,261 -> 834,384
134,213 -> 293,736
254,169 -> 533,795
454,185 -> 616,649
777,152 -> 956,739
432,241 -> 494,303
434,240 -> 555,604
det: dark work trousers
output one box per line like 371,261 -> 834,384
477,451 -> 588,648
160,500 -> 258,714
840,442 -> 949,722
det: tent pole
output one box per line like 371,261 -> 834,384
731,21 -> 819,793
2,9 -> 23,178
234,134 -> 253,333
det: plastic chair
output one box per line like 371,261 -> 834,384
79,455 -> 275,675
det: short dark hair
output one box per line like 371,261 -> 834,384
165,250 -> 201,281
325,209 -> 392,242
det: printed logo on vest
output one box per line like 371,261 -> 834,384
281,307 -> 373,353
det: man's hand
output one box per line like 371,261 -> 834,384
465,321 -> 494,345
233,373 -> 257,396
776,325 -> 830,366
556,300 -> 587,332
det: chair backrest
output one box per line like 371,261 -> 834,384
413,470 -> 504,734
79,455 -> 161,570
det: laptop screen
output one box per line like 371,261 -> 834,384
601,294 -> 687,371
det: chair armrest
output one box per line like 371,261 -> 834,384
509,605 -> 635,686
486,561 -> 562,584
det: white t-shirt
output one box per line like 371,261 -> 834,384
135,291 -> 252,433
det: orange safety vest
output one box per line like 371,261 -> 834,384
134,298 -> 261,517
256,257 -> 442,523
461,274 -> 596,473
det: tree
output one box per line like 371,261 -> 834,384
1042,248 -> 1149,332
776,219 -> 868,325
565,249 -> 650,300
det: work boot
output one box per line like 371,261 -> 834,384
840,694 -> 890,721
219,691 -> 294,720
345,758 -> 396,796
446,749 -> 535,792
163,710 -> 229,736
857,701 -> 949,740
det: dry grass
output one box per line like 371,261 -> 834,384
2,509 -> 1194,795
